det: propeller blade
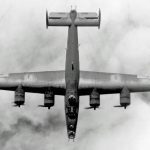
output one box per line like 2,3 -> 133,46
38,105 -> 45,107
12,102 -> 24,107
85,106 -> 99,110
114,105 -> 127,109
38,105 -> 51,109
85,106 -> 93,109
13,104 -> 20,107
114,105 -> 123,108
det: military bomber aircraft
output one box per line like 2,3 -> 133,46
0,9 -> 150,139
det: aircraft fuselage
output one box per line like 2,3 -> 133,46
65,10 -> 79,139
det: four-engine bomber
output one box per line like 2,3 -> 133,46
0,9 -> 150,140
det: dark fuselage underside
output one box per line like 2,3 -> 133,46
65,10 -> 79,139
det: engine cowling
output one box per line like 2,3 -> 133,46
89,89 -> 100,110
14,85 -> 25,107
44,90 -> 55,109
120,87 -> 130,109
39,88 -> 55,109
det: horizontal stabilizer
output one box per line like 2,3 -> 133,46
46,9 -> 101,28
75,9 -> 101,28
78,12 -> 98,19
49,12 -> 69,19
46,11 -> 71,27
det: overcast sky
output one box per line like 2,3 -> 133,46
0,0 -> 150,149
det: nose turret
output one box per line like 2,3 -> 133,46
68,95 -> 76,106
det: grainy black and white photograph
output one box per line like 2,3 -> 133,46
0,0 -> 150,149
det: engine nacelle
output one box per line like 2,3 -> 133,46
89,89 -> 100,110
44,89 -> 55,109
120,87 -> 130,109
14,85 -> 25,107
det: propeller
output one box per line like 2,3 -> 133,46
38,105 -> 51,109
85,106 -> 99,110
12,102 -> 23,107
13,104 -> 20,107
114,105 -> 127,109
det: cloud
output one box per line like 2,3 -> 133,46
0,113 -> 64,148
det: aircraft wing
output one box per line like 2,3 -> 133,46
79,71 -> 150,95
0,71 -> 65,95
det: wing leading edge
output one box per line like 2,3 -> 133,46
79,71 -> 150,95
0,71 -> 65,95
1,70 -> 150,96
